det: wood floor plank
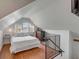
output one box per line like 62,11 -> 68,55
0,44 -> 57,59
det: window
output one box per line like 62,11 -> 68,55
71,0 -> 79,16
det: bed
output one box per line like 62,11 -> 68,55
10,36 -> 40,53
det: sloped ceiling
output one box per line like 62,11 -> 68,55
0,0 -> 34,19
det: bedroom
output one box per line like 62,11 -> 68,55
0,17 -> 62,59
0,0 -> 74,59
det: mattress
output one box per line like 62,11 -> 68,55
10,36 -> 40,53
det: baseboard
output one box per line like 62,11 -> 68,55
4,43 -> 10,45
0,47 -> 1,51
0,43 -> 10,51
4,42 -> 10,45
0,45 -> 3,51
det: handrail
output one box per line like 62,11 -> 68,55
48,38 -> 64,52
74,39 -> 79,42
35,28 -> 64,58
44,36 -> 64,58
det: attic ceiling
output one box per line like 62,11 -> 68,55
0,0 -> 34,19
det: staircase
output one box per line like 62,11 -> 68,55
43,33 -> 64,59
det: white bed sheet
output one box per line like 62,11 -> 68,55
10,36 -> 40,53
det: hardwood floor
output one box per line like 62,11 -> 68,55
0,44 -> 58,59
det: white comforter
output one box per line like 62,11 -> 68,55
10,36 -> 40,53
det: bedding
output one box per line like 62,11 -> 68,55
10,36 -> 40,53
14,32 -> 35,37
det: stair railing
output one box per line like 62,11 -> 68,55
44,33 -> 64,59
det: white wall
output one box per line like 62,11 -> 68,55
45,30 -> 72,59
0,31 -> 3,51
71,32 -> 79,59
0,0 -> 34,19
0,0 -> 35,31
72,41 -> 79,59
17,0 -> 79,34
